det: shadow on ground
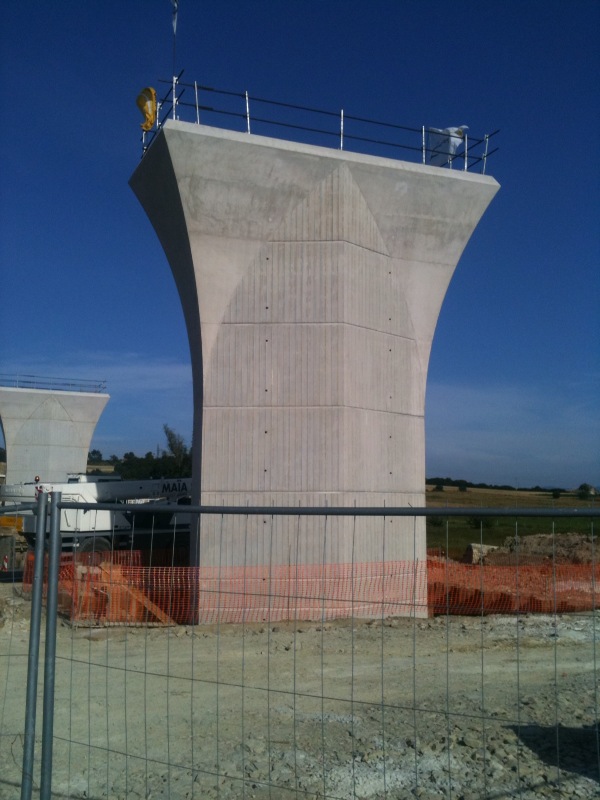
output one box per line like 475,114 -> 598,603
511,723 -> 600,784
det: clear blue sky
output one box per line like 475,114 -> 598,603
1,1 -> 598,489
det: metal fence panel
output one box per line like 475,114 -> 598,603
1,503 -> 598,799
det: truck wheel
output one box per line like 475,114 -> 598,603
78,537 -> 112,555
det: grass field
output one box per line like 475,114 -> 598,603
425,485 -> 597,559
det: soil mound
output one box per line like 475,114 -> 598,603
468,532 -> 597,566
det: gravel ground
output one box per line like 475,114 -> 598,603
1,582 -> 599,799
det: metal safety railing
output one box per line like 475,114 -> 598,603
0,374 -> 107,394
140,74 -> 499,174
14,493 -> 598,799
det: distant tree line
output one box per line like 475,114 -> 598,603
427,477 -> 597,499
85,451 -> 597,498
88,425 -> 191,480
428,477 -> 526,491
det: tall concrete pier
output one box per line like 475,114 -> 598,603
130,121 -> 498,614
0,385 -> 109,484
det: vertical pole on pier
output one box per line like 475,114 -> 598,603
482,134 -> 490,175
171,0 -> 178,121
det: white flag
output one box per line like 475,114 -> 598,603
429,126 -> 468,166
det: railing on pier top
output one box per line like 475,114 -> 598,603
0,374 -> 107,394
140,75 -> 499,174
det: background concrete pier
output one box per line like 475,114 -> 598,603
0,385 -> 109,484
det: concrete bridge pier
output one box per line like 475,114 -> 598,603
130,121 -> 499,618
0,386 -> 109,485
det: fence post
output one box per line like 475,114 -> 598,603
20,492 -> 49,800
246,91 -> 251,134
39,492 -> 62,800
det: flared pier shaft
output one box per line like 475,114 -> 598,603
130,122 -> 498,571
0,387 -> 109,484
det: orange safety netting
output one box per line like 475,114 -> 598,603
428,558 -> 600,615
22,549 -> 143,587
54,559 -> 428,625
22,552 -> 599,625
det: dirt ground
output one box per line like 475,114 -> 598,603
478,532 -> 598,566
1,581 -> 599,800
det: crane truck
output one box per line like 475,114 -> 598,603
0,474 -> 192,555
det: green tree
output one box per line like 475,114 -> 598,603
578,483 -> 595,500
103,428 -> 192,480
163,424 -> 191,475
88,449 -> 103,462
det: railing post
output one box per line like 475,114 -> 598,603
194,81 -> 200,124
20,492 -> 48,800
340,109 -> 344,150
482,134 -> 490,175
246,91 -> 251,134
463,134 -> 468,171
422,126 -> 426,164
39,492 -> 62,800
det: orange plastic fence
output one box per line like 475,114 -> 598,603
428,558 -> 600,615
54,559 -> 428,625
22,552 -> 599,625
22,549 -> 143,588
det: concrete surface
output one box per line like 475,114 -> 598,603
0,387 -> 109,484
130,122 -> 498,578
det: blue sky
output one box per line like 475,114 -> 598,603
1,1 -> 598,489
